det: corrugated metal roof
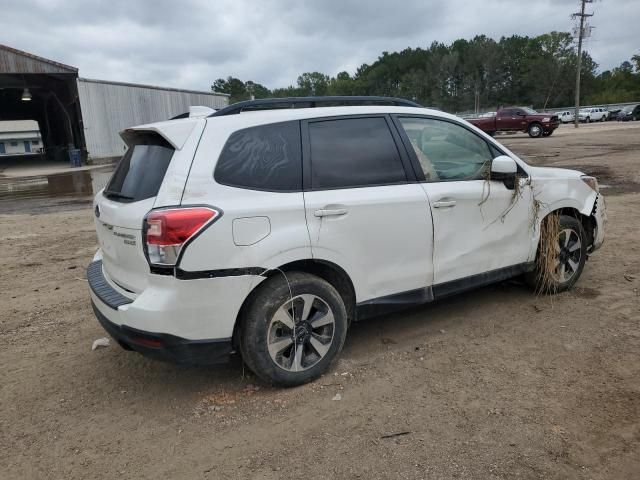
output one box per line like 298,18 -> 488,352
0,120 -> 40,133
0,44 -> 78,74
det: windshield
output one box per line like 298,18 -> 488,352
621,105 -> 635,112
522,107 -> 537,115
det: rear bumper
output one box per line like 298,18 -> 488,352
86,258 -> 257,365
91,301 -> 233,365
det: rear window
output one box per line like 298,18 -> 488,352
104,134 -> 174,202
214,121 -> 302,191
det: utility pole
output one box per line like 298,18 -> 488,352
572,0 -> 594,128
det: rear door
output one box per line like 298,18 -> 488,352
302,115 -> 433,302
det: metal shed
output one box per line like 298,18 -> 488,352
77,78 -> 228,162
0,44 -> 229,164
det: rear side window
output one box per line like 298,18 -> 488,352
308,117 -> 406,189
215,121 -> 302,191
105,134 -> 174,202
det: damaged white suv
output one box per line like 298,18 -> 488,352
88,97 -> 605,386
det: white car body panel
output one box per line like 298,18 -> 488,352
304,184 -> 434,302
423,178 -> 533,284
90,262 -> 254,339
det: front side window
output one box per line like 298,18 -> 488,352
215,121 -> 302,192
308,117 -> 406,189
398,117 -> 494,182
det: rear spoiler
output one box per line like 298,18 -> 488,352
120,120 -> 199,150
169,105 -> 217,120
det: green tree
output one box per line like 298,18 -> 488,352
213,33 -> 638,111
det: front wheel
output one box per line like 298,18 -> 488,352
528,123 -> 543,138
600,115 -> 606,122
585,117 -> 590,123
526,214 -> 587,293
240,272 -> 348,387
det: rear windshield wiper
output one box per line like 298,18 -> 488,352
103,190 -> 134,201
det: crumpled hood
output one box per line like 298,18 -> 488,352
529,166 -> 584,180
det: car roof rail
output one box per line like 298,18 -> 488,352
209,96 -> 422,117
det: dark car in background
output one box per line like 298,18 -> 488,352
468,107 -> 559,138
617,104 -> 640,121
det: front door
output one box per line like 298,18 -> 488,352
24,141 -> 31,153
302,115 -> 434,303
394,116 -> 533,285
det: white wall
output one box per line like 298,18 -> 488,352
0,133 -> 42,155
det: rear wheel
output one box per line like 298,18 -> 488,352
528,123 -> 543,138
240,272 -> 348,387
526,214 -> 587,293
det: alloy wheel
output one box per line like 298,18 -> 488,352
555,228 -> 582,283
267,294 -> 335,372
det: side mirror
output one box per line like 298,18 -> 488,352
491,155 -> 518,189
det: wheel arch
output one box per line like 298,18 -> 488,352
538,206 -> 596,252
232,259 -> 356,348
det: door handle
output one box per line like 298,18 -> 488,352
433,200 -> 456,208
314,208 -> 348,217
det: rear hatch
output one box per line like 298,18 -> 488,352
94,132 -> 176,293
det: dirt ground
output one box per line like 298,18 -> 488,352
1,122 -> 639,479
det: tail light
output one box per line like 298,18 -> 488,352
143,207 -> 221,266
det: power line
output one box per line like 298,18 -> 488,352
572,0 -> 594,128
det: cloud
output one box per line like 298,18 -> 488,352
0,0 -> 637,91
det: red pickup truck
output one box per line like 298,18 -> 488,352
468,107 -> 560,138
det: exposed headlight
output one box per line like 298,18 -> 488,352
542,117 -> 550,122
581,175 -> 599,192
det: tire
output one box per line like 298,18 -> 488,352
528,122 -> 543,138
525,214 -> 587,294
585,117 -> 590,123
239,272 -> 348,387
600,115 -> 606,122
542,130 -> 553,137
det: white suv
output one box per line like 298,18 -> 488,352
579,107 -> 608,122
88,97 -> 606,386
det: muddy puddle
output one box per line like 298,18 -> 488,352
0,167 -> 114,214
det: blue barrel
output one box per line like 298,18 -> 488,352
68,148 -> 82,167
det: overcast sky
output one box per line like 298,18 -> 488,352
1,0 -> 638,92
